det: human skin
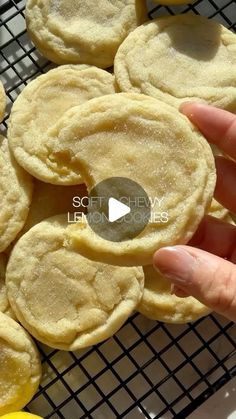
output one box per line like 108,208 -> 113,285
154,103 -> 236,322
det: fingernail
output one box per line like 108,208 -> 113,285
154,247 -> 195,285
179,101 -> 206,116
179,101 -> 194,113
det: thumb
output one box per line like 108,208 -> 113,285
153,246 -> 236,322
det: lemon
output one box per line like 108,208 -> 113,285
0,413 -> 42,419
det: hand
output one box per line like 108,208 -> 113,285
153,103 -> 236,322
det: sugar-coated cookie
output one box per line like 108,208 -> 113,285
115,14 -> 236,111
26,0 -> 147,67
8,65 -> 117,185
137,265 -> 211,323
0,312 -> 41,416
58,93 -> 216,266
0,136 -> 33,252
6,216 -> 144,350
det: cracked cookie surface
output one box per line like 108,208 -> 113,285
61,93 -> 216,266
26,0 -> 147,67
115,14 -> 236,111
8,65 -> 117,184
6,215 -> 144,350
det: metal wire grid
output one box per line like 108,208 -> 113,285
0,0 -> 236,418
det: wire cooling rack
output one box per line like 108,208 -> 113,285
0,1 -> 236,418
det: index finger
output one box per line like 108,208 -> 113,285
180,102 -> 236,161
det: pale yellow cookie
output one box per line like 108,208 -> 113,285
6,215 -> 144,350
0,81 -> 6,122
115,14 -> 236,111
54,93 -> 217,266
26,0 -> 147,68
20,180 -> 87,237
207,200 -> 235,225
207,199 -> 236,225
0,312 -> 41,416
137,265 -> 211,323
208,198 -> 230,221
8,65 -> 117,185
0,136 -> 33,252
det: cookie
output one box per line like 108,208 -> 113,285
57,93 -> 216,266
8,65 -> 117,185
26,0 -> 147,68
137,265 -> 211,323
0,312 -> 41,416
6,215 -> 144,350
19,180 -> 87,237
0,136 -> 33,252
208,198 -> 230,221
115,14 -> 236,111
0,81 -> 6,122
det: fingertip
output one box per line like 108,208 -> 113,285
179,101 -> 207,116
153,246 -> 194,283
153,249 -> 192,297
153,246 -> 174,272
155,246 -> 236,322
179,101 -> 195,114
